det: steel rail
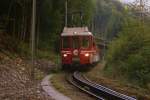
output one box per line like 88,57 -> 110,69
67,75 -> 105,100
67,71 -> 137,100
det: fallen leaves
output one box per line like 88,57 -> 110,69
0,54 -> 53,100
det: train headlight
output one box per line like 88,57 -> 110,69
85,53 -> 89,57
63,54 -> 67,57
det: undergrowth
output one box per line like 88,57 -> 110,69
105,18 -> 150,87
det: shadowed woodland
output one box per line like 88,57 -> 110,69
0,0 -> 150,99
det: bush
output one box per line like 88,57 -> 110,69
105,18 -> 150,87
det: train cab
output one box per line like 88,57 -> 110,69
61,27 -> 99,67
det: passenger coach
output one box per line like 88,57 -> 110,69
61,27 -> 99,67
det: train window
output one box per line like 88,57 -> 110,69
81,37 -> 90,48
73,36 -> 79,49
63,37 -> 70,48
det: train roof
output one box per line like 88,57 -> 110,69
61,27 -> 93,36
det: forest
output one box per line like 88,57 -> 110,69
0,0 -> 95,53
0,0 -> 150,99
0,0 -> 126,52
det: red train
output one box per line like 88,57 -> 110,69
61,27 -> 100,67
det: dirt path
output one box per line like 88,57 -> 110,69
41,75 -> 71,100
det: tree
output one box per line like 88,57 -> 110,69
93,0 -> 124,40
105,17 -> 150,86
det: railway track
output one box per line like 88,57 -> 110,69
67,71 -> 137,100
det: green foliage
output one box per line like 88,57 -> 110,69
94,0 -> 125,40
105,18 -> 150,86
37,49 -> 60,64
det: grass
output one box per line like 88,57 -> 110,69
50,72 -> 94,100
16,42 -> 61,64
34,68 -> 45,80
37,49 -> 60,64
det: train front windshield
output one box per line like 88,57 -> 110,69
73,37 -> 79,49
62,36 -> 70,48
62,36 -> 90,49
81,36 -> 90,49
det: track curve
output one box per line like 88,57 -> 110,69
67,71 -> 137,100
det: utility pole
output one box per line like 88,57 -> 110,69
65,0 -> 68,27
31,0 -> 36,79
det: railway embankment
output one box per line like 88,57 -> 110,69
85,62 -> 150,100
48,61 -> 150,100
50,72 -> 94,100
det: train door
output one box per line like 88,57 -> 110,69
72,36 -> 80,56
